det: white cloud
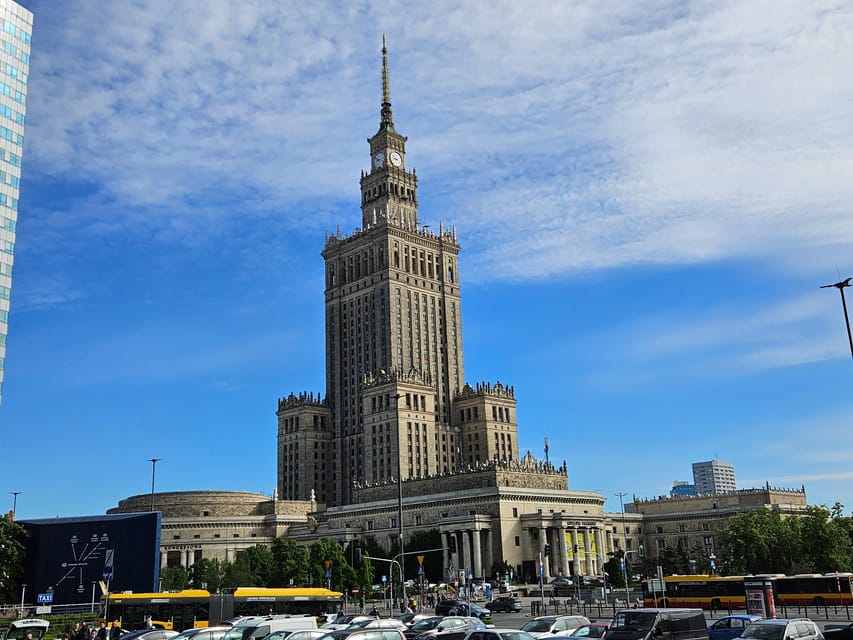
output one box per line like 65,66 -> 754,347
20,0 -> 853,283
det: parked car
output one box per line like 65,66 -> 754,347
398,616 -> 434,628
707,617 -> 762,640
434,601 -> 491,620
521,617 -> 591,639
564,624 -> 611,639
414,618 -> 486,640
404,619 -> 444,640
323,618 -> 375,632
486,597 -> 522,613
824,624 -> 853,640
278,632 -> 327,640
174,627 -> 230,640
465,630 -> 537,640
608,608 -> 708,640
323,620 -> 407,639
318,631 -> 407,640
739,619 -> 823,640
113,631 -> 178,640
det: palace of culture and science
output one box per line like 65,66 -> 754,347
110,42 -> 809,583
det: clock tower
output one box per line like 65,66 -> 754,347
360,36 -> 418,230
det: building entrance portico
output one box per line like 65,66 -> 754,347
522,515 -> 608,582
440,514 -> 493,582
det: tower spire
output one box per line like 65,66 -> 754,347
380,35 -> 394,130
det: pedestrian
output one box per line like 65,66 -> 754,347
144,615 -> 153,630
71,623 -> 82,640
79,622 -> 91,640
96,622 -> 108,640
109,622 -> 122,640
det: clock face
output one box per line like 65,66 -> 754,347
373,152 -> 385,168
389,151 -> 402,167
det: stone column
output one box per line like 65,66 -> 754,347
560,526 -> 570,577
472,528 -> 482,579
462,529 -> 471,576
583,529 -> 592,575
571,528 -> 580,578
538,527 -> 548,581
483,529 -> 493,578
595,529 -> 605,574
443,533 -> 451,579
160,551 -> 168,569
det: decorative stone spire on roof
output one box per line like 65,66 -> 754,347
380,34 -> 394,131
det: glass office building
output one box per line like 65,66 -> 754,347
0,0 -> 30,404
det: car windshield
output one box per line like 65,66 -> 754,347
348,622 -> 372,630
412,620 -> 441,631
572,628 -> 605,638
522,621 -> 554,633
741,626 -> 784,640
612,613 -> 656,632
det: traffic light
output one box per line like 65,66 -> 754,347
544,544 -> 551,556
448,537 -> 457,553
355,548 -> 362,564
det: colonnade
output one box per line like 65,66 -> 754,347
535,525 -> 607,581
441,524 -> 493,581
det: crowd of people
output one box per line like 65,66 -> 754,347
60,620 -> 126,640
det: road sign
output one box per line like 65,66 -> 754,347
324,568 -> 331,579
324,560 -> 332,569
102,566 -> 114,581
417,555 -> 424,565
418,565 -> 424,576
382,575 -> 387,583
37,592 -> 53,604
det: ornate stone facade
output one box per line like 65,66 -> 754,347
108,43 -> 813,585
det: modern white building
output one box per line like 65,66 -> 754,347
692,460 -> 736,495
0,0 -> 31,404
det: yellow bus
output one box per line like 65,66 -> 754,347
107,587 -> 343,630
642,575 -> 748,609
775,573 -> 853,607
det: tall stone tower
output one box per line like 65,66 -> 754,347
278,39 -> 520,508
320,39 -> 464,506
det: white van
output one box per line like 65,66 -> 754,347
222,616 -> 317,640
4,620 -> 50,640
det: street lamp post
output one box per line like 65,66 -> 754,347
615,492 -> 629,604
393,394 -> 406,611
147,458 -> 161,512
622,550 -> 640,606
10,491 -> 21,519
821,277 -> 853,361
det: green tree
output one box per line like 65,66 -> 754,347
0,515 -> 28,603
604,554 -> 625,591
190,558 -> 225,592
797,506 -> 853,572
226,544 -> 274,587
160,566 -> 189,591
716,509 -> 793,574
404,529 -> 443,582
269,537 -> 310,586
310,537 -> 356,591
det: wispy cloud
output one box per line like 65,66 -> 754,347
21,1 -> 853,284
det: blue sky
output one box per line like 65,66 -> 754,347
4,0 -> 853,521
